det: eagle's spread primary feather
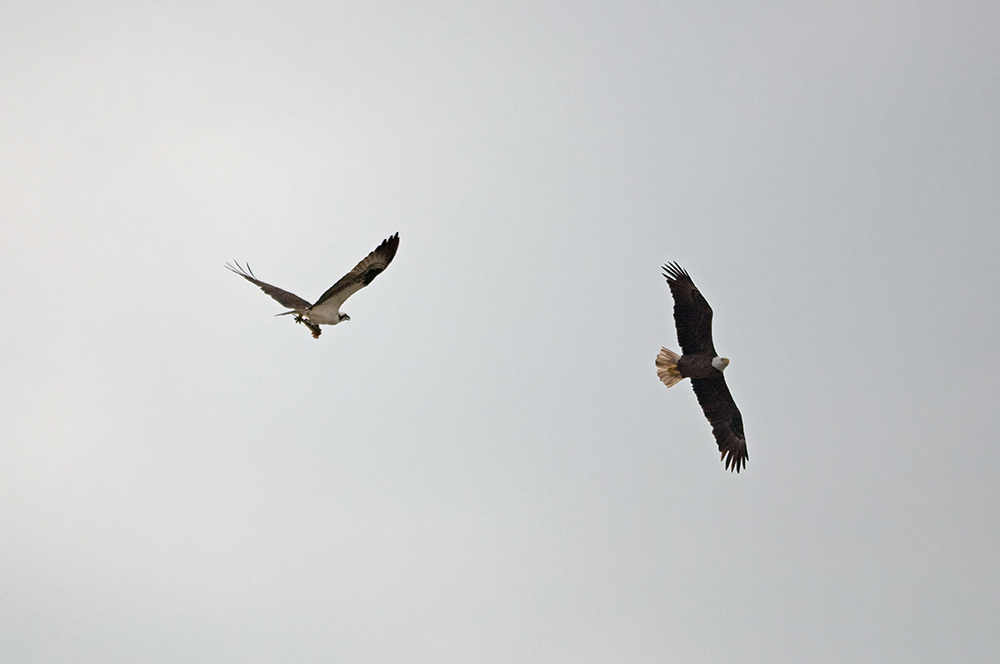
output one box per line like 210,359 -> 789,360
657,262 -> 747,473
227,233 -> 399,338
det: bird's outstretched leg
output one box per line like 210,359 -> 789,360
294,313 -> 322,339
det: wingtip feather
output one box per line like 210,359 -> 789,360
721,440 -> 748,473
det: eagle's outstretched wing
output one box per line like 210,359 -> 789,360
225,262 -> 312,312
309,233 -> 400,318
690,375 -> 747,473
662,262 -> 716,357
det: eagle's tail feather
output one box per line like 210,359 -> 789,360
655,347 -> 684,387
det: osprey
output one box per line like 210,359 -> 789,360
226,233 -> 399,338
656,262 -> 747,472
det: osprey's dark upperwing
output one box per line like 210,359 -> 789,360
310,233 -> 399,315
224,264 -> 313,311
227,233 -> 399,339
656,262 -> 747,473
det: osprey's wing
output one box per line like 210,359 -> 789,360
226,262 -> 312,312
310,233 -> 399,316
663,262 -> 716,356
690,374 -> 747,473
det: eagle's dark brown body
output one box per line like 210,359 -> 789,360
676,354 -> 722,380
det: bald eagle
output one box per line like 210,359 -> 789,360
227,233 -> 399,338
656,262 -> 747,472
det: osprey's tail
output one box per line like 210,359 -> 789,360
656,347 -> 684,388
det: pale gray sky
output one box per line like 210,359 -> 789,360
2,1 -> 999,662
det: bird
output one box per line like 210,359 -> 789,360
226,233 -> 399,338
656,262 -> 747,472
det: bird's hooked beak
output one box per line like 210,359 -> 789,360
341,313 -> 351,322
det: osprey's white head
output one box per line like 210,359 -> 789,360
712,356 -> 730,371
339,312 -> 351,323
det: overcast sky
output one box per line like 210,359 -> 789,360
2,1 -> 999,662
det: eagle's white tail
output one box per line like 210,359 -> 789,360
656,347 -> 684,387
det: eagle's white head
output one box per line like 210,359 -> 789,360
712,356 -> 730,371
